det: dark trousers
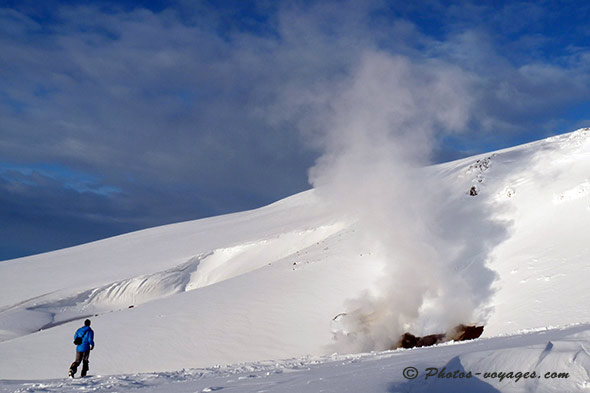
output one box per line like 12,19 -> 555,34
69,350 -> 90,377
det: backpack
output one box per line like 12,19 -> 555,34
73,329 -> 88,345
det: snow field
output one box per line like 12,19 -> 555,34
2,324 -> 589,393
1,128 -> 590,393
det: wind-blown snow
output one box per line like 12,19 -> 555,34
1,128 -> 590,392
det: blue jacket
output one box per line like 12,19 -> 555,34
74,326 -> 95,353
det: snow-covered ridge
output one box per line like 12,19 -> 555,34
1,128 -> 590,391
0,222 -> 345,342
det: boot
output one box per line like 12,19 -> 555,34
69,362 -> 78,377
81,361 -> 89,377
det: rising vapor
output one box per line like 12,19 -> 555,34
306,52 -> 508,352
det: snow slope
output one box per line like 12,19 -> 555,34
1,128 -> 590,391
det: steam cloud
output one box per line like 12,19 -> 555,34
307,52 -> 508,352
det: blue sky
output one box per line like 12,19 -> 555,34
1,0 -> 589,261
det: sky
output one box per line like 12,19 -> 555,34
1,0 -> 589,261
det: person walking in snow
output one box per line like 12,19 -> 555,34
68,319 -> 95,378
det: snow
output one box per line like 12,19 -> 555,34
1,128 -> 590,392
1,324 -> 589,392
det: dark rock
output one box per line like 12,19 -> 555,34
397,333 -> 419,349
416,334 -> 445,347
394,324 -> 484,350
448,324 -> 484,341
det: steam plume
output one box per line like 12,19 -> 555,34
308,52 -> 507,352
